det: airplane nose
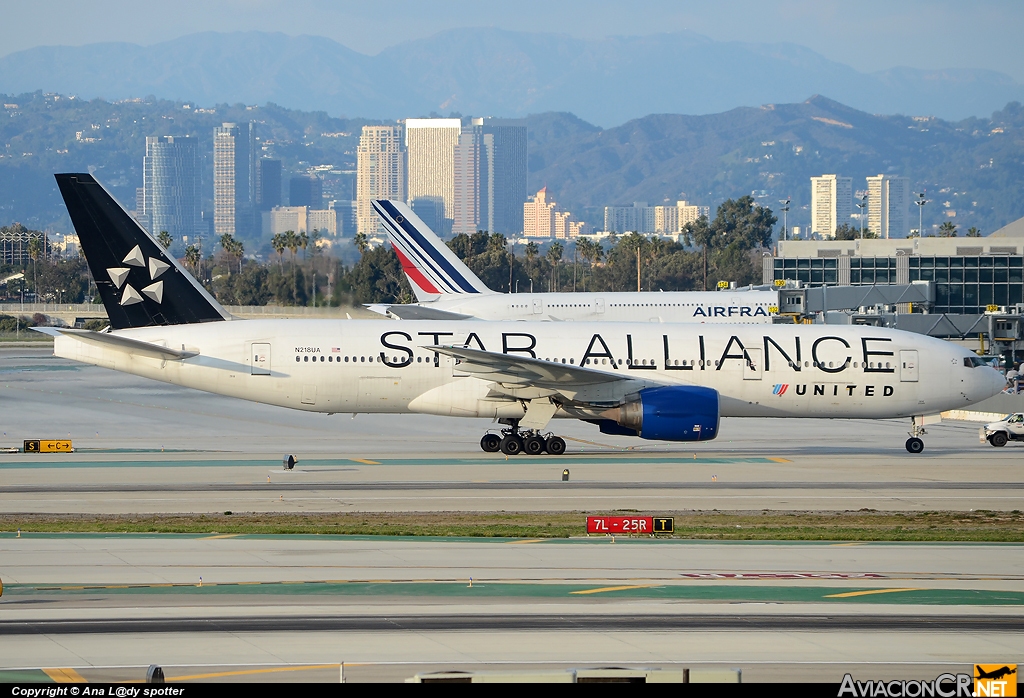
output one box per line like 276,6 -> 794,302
987,367 -> 1006,397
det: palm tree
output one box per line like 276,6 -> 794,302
938,221 -> 958,238
546,241 -> 563,292
620,232 -> 646,292
184,244 -> 201,274
27,236 -> 42,301
966,226 -> 982,238
353,232 -> 369,255
684,216 -> 713,290
576,238 -> 594,291
157,230 -> 174,252
271,233 -> 286,268
525,241 -> 539,264
284,231 -> 300,304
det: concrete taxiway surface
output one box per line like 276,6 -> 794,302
0,535 -> 1021,681
2,347 -> 1023,513
2,346 -> 1022,682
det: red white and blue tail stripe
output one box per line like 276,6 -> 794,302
372,200 -> 494,301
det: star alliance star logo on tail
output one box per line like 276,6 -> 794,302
772,384 -> 789,396
106,244 -> 169,306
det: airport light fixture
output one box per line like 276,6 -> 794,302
779,198 -> 791,241
914,191 -> 928,237
856,193 -> 868,240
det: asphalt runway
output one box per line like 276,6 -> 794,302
2,346 -> 1023,513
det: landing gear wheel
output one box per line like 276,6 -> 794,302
500,435 -> 524,455
545,436 -> 567,455
523,435 -> 546,455
990,432 -> 1008,448
905,437 -> 924,454
480,433 -> 501,452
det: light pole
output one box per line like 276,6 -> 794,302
779,198 -> 791,241
856,193 -> 867,239
914,191 -> 928,237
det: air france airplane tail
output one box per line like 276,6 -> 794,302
372,200 -> 494,301
54,173 -> 232,329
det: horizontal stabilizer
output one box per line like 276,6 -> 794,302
35,327 -> 198,360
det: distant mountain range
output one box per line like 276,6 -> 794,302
1,29 -> 1022,126
1,91 -> 1022,237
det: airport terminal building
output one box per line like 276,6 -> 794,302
765,237 -> 1024,315
763,233 -> 1024,360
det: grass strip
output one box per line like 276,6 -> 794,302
2,510 -> 1023,541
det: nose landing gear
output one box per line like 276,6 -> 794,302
480,420 -> 567,456
906,417 -> 927,453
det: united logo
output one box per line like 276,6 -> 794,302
772,384 -> 789,396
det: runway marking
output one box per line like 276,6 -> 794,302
167,664 -> 338,682
570,584 -> 657,595
42,667 -> 86,683
825,588 -> 925,598
505,539 -> 545,544
831,542 -> 868,547
767,457 -> 792,463
201,534 -> 240,540
7,582 -> 1024,605
349,459 -> 380,465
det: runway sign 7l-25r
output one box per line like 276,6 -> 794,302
587,516 -> 674,534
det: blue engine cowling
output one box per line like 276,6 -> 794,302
606,386 -> 719,441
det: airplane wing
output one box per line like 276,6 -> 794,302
428,344 -> 657,403
371,304 -> 474,321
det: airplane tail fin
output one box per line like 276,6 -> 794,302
372,200 -> 494,301
55,173 -> 231,330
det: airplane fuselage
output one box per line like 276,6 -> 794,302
394,290 -> 779,323
53,319 -> 1003,424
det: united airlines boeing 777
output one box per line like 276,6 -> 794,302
41,174 -> 1004,455
369,200 -> 779,323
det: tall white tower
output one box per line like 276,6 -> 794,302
810,174 -> 853,237
867,175 -> 910,239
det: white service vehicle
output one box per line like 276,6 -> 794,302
980,413 -> 1024,447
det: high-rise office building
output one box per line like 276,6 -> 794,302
451,117 -> 528,236
867,174 -> 910,239
478,118 -> 527,235
356,125 -> 406,236
289,175 -> 323,209
213,122 -> 255,240
406,118 -> 462,235
142,136 -> 201,244
453,128 -> 486,235
811,174 -> 853,237
255,159 -> 281,212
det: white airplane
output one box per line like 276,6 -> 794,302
369,200 -> 779,322
42,174 -> 1004,456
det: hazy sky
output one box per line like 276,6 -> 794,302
3,0 -> 1023,81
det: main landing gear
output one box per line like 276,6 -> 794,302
905,417 -> 926,454
480,420 -> 566,456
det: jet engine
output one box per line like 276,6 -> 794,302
601,386 -> 719,441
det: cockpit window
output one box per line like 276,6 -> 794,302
964,356 -> 989,368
